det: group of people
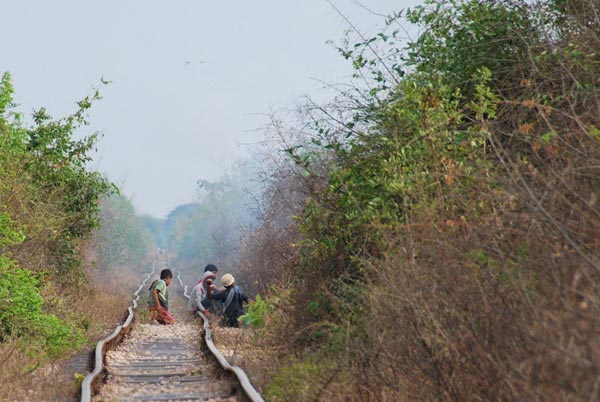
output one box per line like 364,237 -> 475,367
146,264 -> 249,327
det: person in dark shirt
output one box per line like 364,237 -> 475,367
209,274 -> 248,327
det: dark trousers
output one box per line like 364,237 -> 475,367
224,314 -> 239,328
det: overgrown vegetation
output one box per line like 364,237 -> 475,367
0,73 -> 154,399
0,72 -> 112,356
3,1 -> 598,400
238,1 -> 600,400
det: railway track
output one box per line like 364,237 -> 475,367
81,260 -> 264,402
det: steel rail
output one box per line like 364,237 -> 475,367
177,271 -> 265,402
80,261 -> 157,402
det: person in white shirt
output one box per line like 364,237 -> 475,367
187,270 -> 216,317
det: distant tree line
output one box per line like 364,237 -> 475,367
159,160 -> 260,276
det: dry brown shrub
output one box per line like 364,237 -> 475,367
329,6 -> 600,400
231,3 -> 600,400
323,199 -> 597,401
0,244 -> 147,400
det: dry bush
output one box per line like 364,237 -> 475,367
233,3 -> 600,400
326,43 -> 600,399
329,4 -> 600,400
237,115 -> 327,296
237,171 -> 303,295
0,244 -> 147,400
0,340 -> 82,401
339,197 -> 599,401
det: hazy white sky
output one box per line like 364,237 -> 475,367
3,1 -> 421,217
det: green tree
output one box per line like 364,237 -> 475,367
0,71 -> 114,359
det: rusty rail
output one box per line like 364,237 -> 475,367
80,261 -> 156,402
177,270 -> 265,402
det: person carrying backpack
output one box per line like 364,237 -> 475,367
209,274 -> 248,327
